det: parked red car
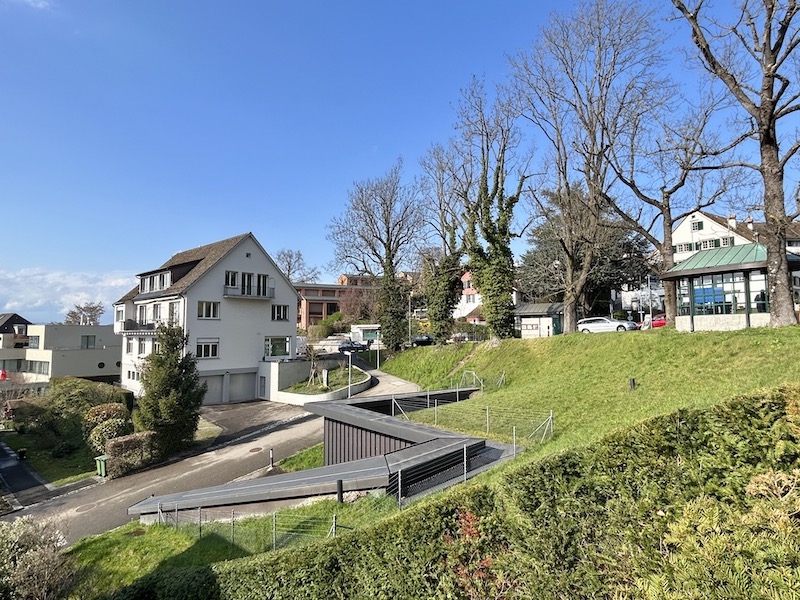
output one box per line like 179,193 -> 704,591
638,314 -> 666,329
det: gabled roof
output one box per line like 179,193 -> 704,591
662,243 -> 800,280
116,233 -> 251,303
687,210 -> 800,243
0,313 -> 31,333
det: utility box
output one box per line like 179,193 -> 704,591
95,454 -> 108,478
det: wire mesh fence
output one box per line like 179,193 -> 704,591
152,492 -> 397,554
390,394 -> 554,447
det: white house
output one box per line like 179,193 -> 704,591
114,233 -> 299,405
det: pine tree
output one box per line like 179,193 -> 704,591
136,324 -> 207,455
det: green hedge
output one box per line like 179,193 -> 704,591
110,386 -> 800,599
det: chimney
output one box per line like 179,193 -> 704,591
727,214 -> 737,229
746,216 -> 754,230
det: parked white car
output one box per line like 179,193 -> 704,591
577,316 -> 639,333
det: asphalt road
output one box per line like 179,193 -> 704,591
2,404 -> 322,545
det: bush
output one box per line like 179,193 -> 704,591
88,418 -> 134,455
50,441 -> 78,458
0,517 -> 74,600
83,403 -> 130,438
106,431 -> 160,478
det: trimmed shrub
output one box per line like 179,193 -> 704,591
50,440 -> 77,458
83,403 -> 130,438
106,431 -> 160,478
88,418 -> 133,455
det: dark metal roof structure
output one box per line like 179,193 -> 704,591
128,388 -> 511,517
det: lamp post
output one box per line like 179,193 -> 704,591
344,350 -> 353,398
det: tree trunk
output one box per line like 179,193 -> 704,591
762,138 -> 798,327
661,212 -> 678,327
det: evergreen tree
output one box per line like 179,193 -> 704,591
136,324 -> 207,455
379,265 -> 408,351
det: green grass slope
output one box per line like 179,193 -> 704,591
75,327 -> 800,598
384,327 -> 800,455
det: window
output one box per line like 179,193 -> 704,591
197,301 -> 219,319
196,339 -> 219,358
159,272 -> 168,289
126,337 -> 133,354
691,220 -> 704,231
169,301 -> 180,324
272,304 -> 289,321
81,335 -> 96,350
138,338 -> 146,355
241,272 -> 253,296
701,239 -> 720,250
721,237 -> 734,247
676,243 -> 694,253
257,274 -> 269,296
264,336 -> 290,357
138,305 -> 147,324
152,303 -> 161,322
116,308 -> 124,322
27,335 -> 39,349
225,271 -> 238,287
466,294 -> 476,304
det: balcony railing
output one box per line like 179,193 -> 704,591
223,286 -> 275,299
121,319 -> 157,332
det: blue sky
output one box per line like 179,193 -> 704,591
0,0 -> 579,323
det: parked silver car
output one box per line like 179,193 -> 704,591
577,316 -> 638,333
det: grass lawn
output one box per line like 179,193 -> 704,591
0,430 -> 96,487
67,326 -> 800,597
281,365 -> 369,395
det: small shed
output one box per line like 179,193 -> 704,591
514,303 -> 563,338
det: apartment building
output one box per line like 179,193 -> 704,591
114,233 -> 298,405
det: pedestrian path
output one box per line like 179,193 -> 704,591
0,438 -> 97,511
351,357 -> 420,397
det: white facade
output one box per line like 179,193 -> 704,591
0,322 -> 121,389
672,212 -> 754,263
114,233 -> 299,405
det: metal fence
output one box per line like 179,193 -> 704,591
152,493 -> 395,553
390,394 -> 554,446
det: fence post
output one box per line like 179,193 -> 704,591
270,448 -> 274,468
434,399 -> 438,425
486,406 -> 490,435
231,510 -> 235,545
175,504 -> 178,528
332,514 -> 337,538
427,389 -> 430,409
513,426 -> 516,458
392,395 -> 395,417
198,507 -> 202,538
397,469 -> 402,507
463,444 -> 468,483
456,382 -> 460,402
272,512 -> 277,551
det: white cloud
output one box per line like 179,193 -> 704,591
0,268 -> 135,324
3,0 -> 53,8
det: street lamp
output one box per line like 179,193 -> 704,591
344,350 -> 353,398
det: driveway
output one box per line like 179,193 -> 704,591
1,401 -> 322,544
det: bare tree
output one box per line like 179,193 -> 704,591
326,159 -> 423,350
273,249 -> 320,284
673,0 -> 800,327
419,143 -> 465,343
511,0 -> 668,333
63,302 -> 104,326
455,77 -> 531,339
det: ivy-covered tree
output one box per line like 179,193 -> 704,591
135,324 -> 207,455
456,79 -> 530,339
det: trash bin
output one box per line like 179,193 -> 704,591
17,448 -> 26,460
95,454 -> 108,478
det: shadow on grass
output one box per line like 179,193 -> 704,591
78,529 -> 250,600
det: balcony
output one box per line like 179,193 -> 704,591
223,286 -> 275,299
116,319 -> 158,334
